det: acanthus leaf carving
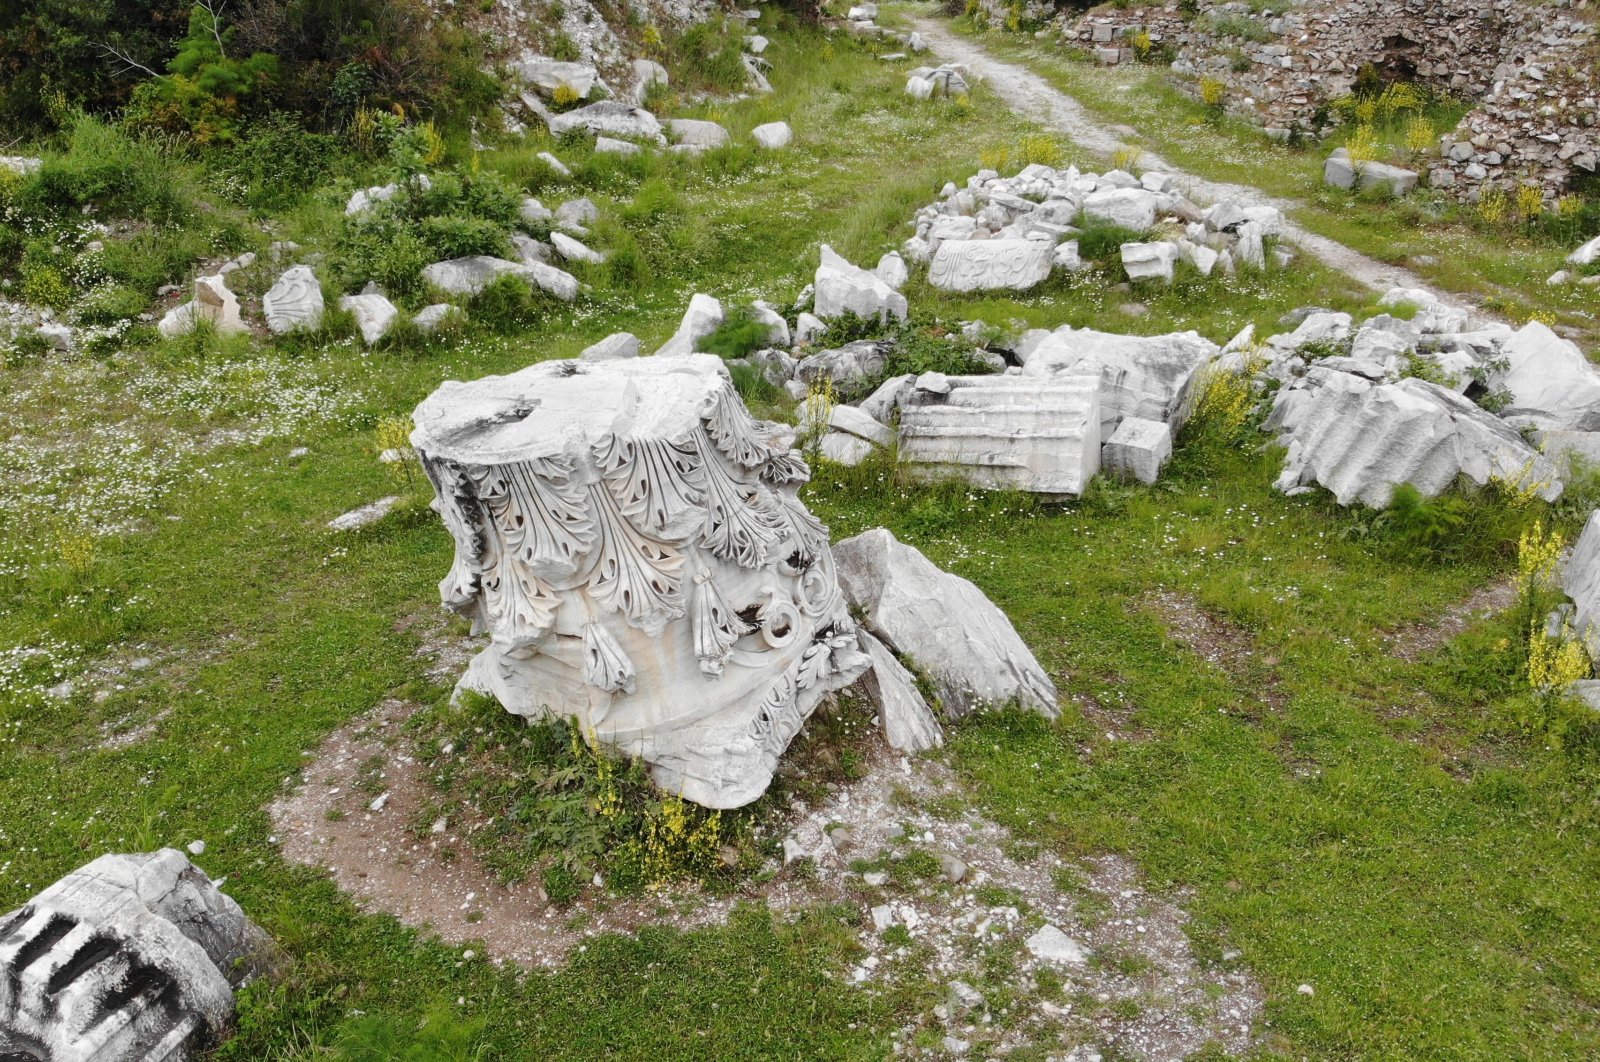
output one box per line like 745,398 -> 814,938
472,454 -> 594,582
421,455 -> 485,615
759,448 -> 812,487
594,432 -> 707,541
581,483 -> 686,635
692,567 -> 754,677
694,429 -> 786,569
765,489 -> 830,567
582,620 -> 637,696
702,382 -> 777,469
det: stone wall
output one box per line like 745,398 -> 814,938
1043,0 -> 1599,202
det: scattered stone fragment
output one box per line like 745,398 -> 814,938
656,293 -> 724,356
338,292 -> 399,345
1102,416 -> 1173,484
833,528 -> 1059,718
814,245 -> 908,325
328,495 -> 401,531
752,121 -> 793,149
0,849 -> 274,1062
1026,924 -> 1091,965
857,630 -> 944,753
413,304 -> 464,333
580,332 -> 641,361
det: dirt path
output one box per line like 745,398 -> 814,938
908,17 -> 1480,313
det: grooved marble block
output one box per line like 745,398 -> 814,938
412,355 -> 868,808
0,849 -> 273,1062
897,375 -> 1101,496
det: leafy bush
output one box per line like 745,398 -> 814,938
1075,220 -> 1148,263
661,18 -> 749,95
19,114 -> 194,223
209,113 -> 343,209
700,305 -> 775,358
123,4 -> 279,144
467,273 -> 557,332
332,169 -> 520,295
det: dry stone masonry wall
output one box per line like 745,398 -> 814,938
1048,0 -> 1599,202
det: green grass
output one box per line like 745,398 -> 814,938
936,13 -> 1600,338
2,12 -> 1600,1062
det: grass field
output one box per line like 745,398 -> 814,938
2,9 -> 1599,1061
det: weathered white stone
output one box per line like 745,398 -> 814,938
159,274 -> 248,339
1021,328 -> 1217,437
657,293 -> 725,357
1054,241 -> 1087,272
551,231 -> 607,264
344,174 -> 430,217
795,340 -> 892,389
794,312 -> 827,346
749,300 -> 791,347
595,136 -> 641,155
928,239 -> 1053,292
905,76 -> 935,100
413,354 -> 868,807
666,118 -> 730,149
413,303 -> 463,333
0,156 -> 41,176
857,630 -> 943,753
338,292 -> 399,345
875,251 -> 909,290
833,528 -> 1058,718
580,332 -> 641,361
510,56 -> 601,98
1082,188 -> 1159,231
1324,148 -> 1419,196
328,494 -> 400,529
556,197 -> 600,231
263,265 -> 324,335
547,101 -> 665,143
1569,234 -> 1600,267
520,197 -> 553,226
751,121 -> 793,149
860,374 -> 917,423
1538,430 -> 1600,475
1177,239 -> 1219,276
630,59 -> 668,105
1271,376 -> 1563,507
1498,322 -> 1600,431
1121,240 -> 1178,284
820,431 -> 875,466
421,256 -> 579,302
1026,924 -> 1090,965
1102,416 -> 1173,484
538,151 -> 572,178
1563,511 -> 1600,664
814,245 -> 908,324
0,850 -> 273,1062
898,375 -> 1101,497
1236,220 -> 1267,269
511,233 -> 553,264
830,404 -> 893,447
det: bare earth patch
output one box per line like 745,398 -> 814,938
270,694 -> 1264,1060
1145,589 -> 1287,711
1385,577 -> 1515,662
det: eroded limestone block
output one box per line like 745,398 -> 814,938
814,245 -> 907,325
0,849 -> 273,1062
159,275 -> 247,339
1563,510 -> 1600,665
752,121 -> 793,149
337,292 -> 398,346
927,239 -> 1053,293
833,528 -> 1057,719
1021,327 -> 1217,438
897,375 -> 1101,496
1103,416 -> 1172,484
857,630 -> 943,753
1498,322 -> 1600,431
412,354 -> 868,808
1271,376 -> 1563,507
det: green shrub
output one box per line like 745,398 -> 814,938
209,113 -> 343,209
19,263 -> 74,311
23,114 -> 194,223
76,283 -> 150,324
662,18 -> 750,95
700,305 -> 775,358
417,215 -> 509,259
123,4 -> 279,144
467,273 -> 554,331
1074,219 -> 1148,262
